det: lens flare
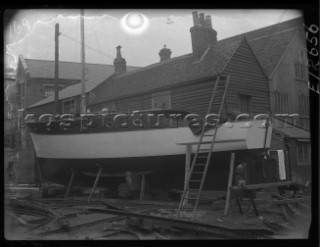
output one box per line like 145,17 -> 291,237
120,12 -> 149,35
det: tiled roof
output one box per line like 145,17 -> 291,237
220,17 -> 304,76
26,58 -> 140,108
25,59 -> 109,80
221,17 -> 304,43
90,37 -> 243,105
249,28 -> 297,75
90,18 -> 304,106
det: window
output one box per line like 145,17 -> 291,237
43,84 -> 64,98
297,141 -> 311,166
62,98 -> 76,114
44,87 -> 55,97
239,94 -> 251,113
152,91 -> 171,110
294,63 -> 307,80
274,92 -> 289,114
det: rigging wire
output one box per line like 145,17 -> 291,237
44,31 -> 54,60
93,19 -> 105,64
60,32 -> 114,61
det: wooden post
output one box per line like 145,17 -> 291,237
54,23 -> 60,115
224,152 -> 235,216
140,174 -> 145,201
88,164 -> 102,202
64,169 -> 75,198
183,144 -> 192,206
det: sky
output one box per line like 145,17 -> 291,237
4,9 -> 303,69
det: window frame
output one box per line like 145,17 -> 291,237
151,90 -> 171,110
62,98 -> 76,114
296,141 -> 311,166
238,93 -> 251,114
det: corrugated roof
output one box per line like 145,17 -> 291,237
90,37 -> 243,105
26,58 -> 140,108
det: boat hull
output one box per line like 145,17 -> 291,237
29,120 -> 272,189
30,121 -> 272,159
36,149 -> 265,190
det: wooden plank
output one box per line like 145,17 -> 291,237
183,144 -> 191,206
64,169 -> 75,198
224,152 -> 235,216
140,174 -> 145,201
88,164 -> 103,202
231,181 -> 293,190
256,197 -> 309,206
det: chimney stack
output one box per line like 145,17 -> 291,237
190,11 -> 217,60
159,45 -> 172,62
113,46 -> 127,74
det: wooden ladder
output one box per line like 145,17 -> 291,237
176,75 -> 230,221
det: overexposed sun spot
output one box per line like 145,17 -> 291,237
120,12 -> 149,35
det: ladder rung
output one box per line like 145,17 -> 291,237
196,156 -> 208,160
185,197 -> 197,200
192,172 -> 204,175
189,180 -> 202,183
194,163 -> 206,166
187,189 -> 199,192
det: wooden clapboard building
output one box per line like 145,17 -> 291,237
88,13 -> 270,122
84,12 -> 270,190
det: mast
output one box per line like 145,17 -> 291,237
80,9 -> 86,114
54,23 -> 60,115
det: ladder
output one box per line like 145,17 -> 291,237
176,75 -> 230,221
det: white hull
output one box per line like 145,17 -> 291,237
30,121 -> 272,159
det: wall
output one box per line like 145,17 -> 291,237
223,40 -> 270,115
270,33 -> 309,128
89,92 -> 152,113
286,139 -> 311,185
26,78 -> 78,109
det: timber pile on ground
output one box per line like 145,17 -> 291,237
4,184 -> 311,240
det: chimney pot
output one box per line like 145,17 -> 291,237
116,46 -> 122,58
159,45 -> 172,62
114,46 -> 126,74
199,13 -> 205,26
192,11 -> 199,26
205,15 -> 212,29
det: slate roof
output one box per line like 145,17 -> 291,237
90,37 -> 243,105
25,57 -> 140,108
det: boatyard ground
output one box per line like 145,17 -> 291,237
5,183 -> 312,240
